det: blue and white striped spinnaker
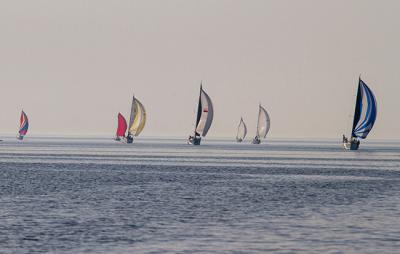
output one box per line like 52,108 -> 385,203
351,79 -> 377,139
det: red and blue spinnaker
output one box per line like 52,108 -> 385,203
18,110 -> 29,138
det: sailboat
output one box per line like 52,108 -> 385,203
343,78 -> 377,150
252,104 -> 270,144
126,95 -> 147,143
236,117 -> 247,142
17,110 -> 29,140
115,113 -> 127,141
188,84 -> 214,145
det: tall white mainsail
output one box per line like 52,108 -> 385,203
236,117 -> 247,141
128,95 -> 147,137
256,105 -> 270,139
195,86 -> 214,137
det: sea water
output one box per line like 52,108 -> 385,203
0,137 -> 399,254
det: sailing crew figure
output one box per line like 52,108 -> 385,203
252,135 -> 261,144
187,134 -> 201,145
342,135 -> 348,143
343,136 -> 360,150
126,134 -> 134,144
188,135 -> 194,144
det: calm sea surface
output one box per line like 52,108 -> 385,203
0,137 -> 399,254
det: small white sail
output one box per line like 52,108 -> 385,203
256,105 -> 270,138
128,96 -> 147,137
236,117 -> 247,141
195,87 -> 214,137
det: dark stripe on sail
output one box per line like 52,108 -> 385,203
351,80 -> 362,138
195,85 -> 203,136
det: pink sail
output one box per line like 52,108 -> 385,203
116,113 -> 127,137
19,111 -> 29,136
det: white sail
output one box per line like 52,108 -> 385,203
128,96 -> 146,136
195,87 -> 214,137
256,105 -> 270,138
236,117 -> 247,140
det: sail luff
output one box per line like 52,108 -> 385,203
256,104 -> 261,138
194,84 -> 203,136
236,118 -> 242,139
243,118 -> 247,139
351,80 -> 362,138
128,95 -> 136,133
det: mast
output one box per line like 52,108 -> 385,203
236,117 -> 242,140
194,82 -> 203,136
256,104 -> 261,138
351,79 -> 362,138
128,94 -> 136,136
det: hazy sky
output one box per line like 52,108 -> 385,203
0,0 -> 399,138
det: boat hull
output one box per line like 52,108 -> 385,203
252,138 -> 261,144
343,140 -> 360,150
16,135 -> 24,141
126,135 -> 134,144
188,136 -> 201,145
236,138 -> 243,143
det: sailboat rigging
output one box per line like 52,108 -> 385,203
252,104 -> 270,144
343,78 -> 377,150
17,110 -> 29,140
188,83 -> 214,145
236,117 -> 247,142
115,95 -> 146,143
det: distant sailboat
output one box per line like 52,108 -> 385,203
236,117 -> 247,142
188,84 -> 214,145
115,113 -> 127,141
17,110 -> 29,140
252,104 -> 270,144
126,95 -> 146,143
343,78 -> 377,150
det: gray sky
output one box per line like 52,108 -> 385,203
0,0 -> 399,138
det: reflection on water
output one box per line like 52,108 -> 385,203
0,138 -> 399,253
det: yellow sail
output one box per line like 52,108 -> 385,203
128,98 -> 146,136
135,100 -> 146,136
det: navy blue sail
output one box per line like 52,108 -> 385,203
351,79 -> 377,139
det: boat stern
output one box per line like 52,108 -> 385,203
343,140 -> 360,150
